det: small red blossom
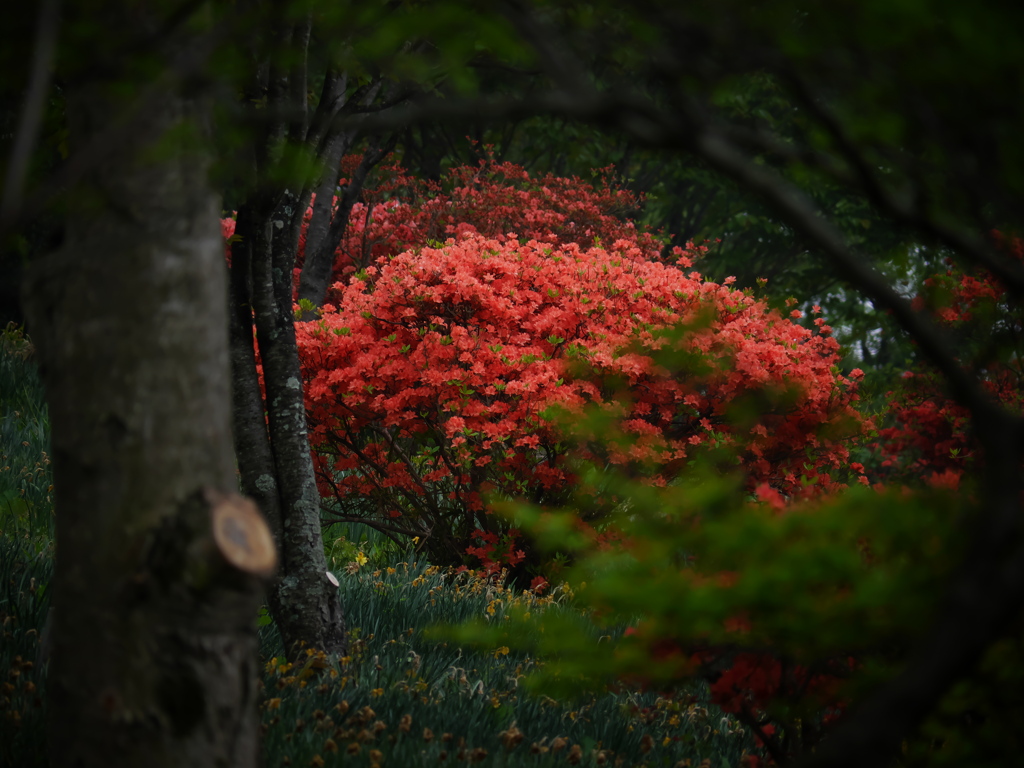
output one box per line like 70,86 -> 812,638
755,483 -> 786,510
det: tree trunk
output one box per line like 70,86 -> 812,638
244,193 -> 347,658
297,134 -> 398,308
227,193 -> 347,663
296,127 -> 357,306
223,21 -> 352,660
22,25 -> 270,768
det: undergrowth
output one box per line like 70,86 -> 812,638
259,559 -> 757,767
1,325 -> 51,767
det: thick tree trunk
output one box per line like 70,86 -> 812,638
22,32 -> 269,768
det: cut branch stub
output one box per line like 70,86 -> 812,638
205,488 -> 278,578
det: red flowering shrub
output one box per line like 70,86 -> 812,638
295,155 -> 674,300
875,371 -> 1023,490
876,233 -> 1024,487
297,230 -> 865,567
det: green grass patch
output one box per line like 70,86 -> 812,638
0,531 -> 51,767
257,559 -> 757,767
1,326 -> 53,545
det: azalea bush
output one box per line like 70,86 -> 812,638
295,229 -> 866,570
295,154 -> 671,298
875,232 -> 1024,489
217,155 -> 670,302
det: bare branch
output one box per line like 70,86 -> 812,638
299,131 -> 397,307
321,512 -> 426,540
690,128 -> 992,412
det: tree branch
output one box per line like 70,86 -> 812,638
779,70 -> 1024,297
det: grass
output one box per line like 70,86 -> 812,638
0,332 -> 760,766
0,533 -> 51,768
258,558 -> 758,768
1,327 -> 52,767
0,324 -> 52,546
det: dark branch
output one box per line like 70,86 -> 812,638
779,70 -> 1024,297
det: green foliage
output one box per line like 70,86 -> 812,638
295,297 -> 321,320
322,520 -> 409,571
437,393 -> 1009,764
905,630 -> 1024,767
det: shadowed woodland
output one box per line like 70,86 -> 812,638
2,2 -> 1024,767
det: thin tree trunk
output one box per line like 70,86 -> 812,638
297,127 -> 357,304
240,193 -> 346,658
298,133 -> 398,307
23,31 -> 269,768
223,15 -> 353,657
229,202 -> 285,546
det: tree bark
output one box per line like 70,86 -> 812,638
223,18 -> 354,659
22,29 -> 270,768
229,203 -> 284,535
248,194 -> 347,657
298,133 -> 398,307
225,139 -> 347,662
297,127 -> 357,305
